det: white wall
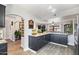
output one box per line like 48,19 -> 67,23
5,15 -> 22,41
0,28 -> 6,39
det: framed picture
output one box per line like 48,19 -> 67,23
28,20 -> 34,29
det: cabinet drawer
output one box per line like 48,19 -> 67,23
0,43 -> 7,49
0,52 -> 7,55
0,43 -> 7,52
0,46 -> 7,52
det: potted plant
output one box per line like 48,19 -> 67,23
14,30 -> 21,40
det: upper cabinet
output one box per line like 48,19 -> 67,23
0,4 -> 5,27
64,21 -> 73,34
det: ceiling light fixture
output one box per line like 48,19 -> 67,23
48,5 -> 56,13
51,9 -> 56,13
48,5 -> 52,10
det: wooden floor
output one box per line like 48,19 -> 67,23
7,39 -> 33,55
6,39 -> 75,55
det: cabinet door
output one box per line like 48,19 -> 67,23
59,35 -> 68,45
0,5 -> 5,27
50,34 -> 68,45
38,35 -> 48,49
43,35 -> 48,45
29,36 -> 38,51
45,34 -> 50,41
50,34 -> 54,42
50,34 -> 59,43
0,43 -> 7,55
55,34 -> 60,43
0,52 -> 7,55
29,35 -> 49,51
40,35 -> 47,46
63,35 -> 68,45
36,37 -> 43,50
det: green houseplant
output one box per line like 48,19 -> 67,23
14,30 -> 21,40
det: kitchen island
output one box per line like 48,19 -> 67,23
29,32 -> 68,51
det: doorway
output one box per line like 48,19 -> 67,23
5,14 -> 24,54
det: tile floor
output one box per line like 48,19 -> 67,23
35,43 -> 74,55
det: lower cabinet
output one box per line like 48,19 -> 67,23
45,34 -> 50,41
29,36 -> 38,51
0,43 -> 7,55
50,34 -> 59,43
58,35 -> 68,45
37,35 -> 48,50
29,35 -> 48,51
29,34 -> 68,51
50,34 -> 68,45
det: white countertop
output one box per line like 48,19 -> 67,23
30,32 -> 68,37
49,32 -> 68,35
31,32 -> 48,37
0,40 -> 7,44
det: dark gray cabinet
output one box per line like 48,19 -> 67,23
29,36 -> 38,51
29,34 -> 68,51
45,34 -> 50,41
59,35 -> 68,45
50,34 -> 54,42
38,35 -> 47,49
0,4 -> 5,27
50,34 -> 68,45
0,43 -> 7,55
50,34 -> 59,43
29,35 -> 48,51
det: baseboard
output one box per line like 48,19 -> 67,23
49,42 -> 68,47
23,48 -> 29,51
23,48 -> 36,53
68,43 -> 74,46
28,48 -> 37,53
6,39 -> 15,42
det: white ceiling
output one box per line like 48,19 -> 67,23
6,4 -> 79,21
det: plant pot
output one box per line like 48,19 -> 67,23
15,35 -> 21,41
